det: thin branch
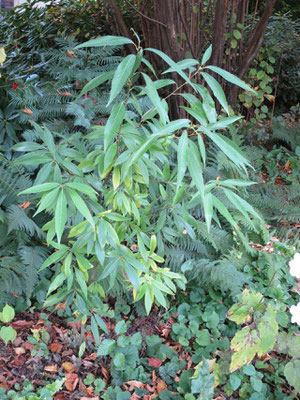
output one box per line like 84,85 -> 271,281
177,2 -> 197,59
123,0 -> 167,28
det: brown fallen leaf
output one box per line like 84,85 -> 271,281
14,347 -> 25,355
50,342 -> 62,353
148,358 -> 162,368
65,373 -> 79,392
12,355 -> 25,367
62,361 -> 76,373
23,107 -> 33,115
11,320 -> 33,330
157,380 -> 167,394
126,380 -> 144,389
66,50 -> 76,58
20,201 -> 31,209
44,365 -> 58,373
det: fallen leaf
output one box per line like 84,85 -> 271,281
23,107 -> 33,115
11,320 -> 33,330
20,201 -> 31,209
12,355 -> 25,367
14,347 -> 25,355
80,398 -> 99,400
66,50 -> 76,58
62,362 -> 76,373
44,365 -> 58,373
130,394 -> 141,400
126,380 -> 144,389
65,373 -> 79,392
157,380 -> 167,394
148,358 -> 162,368
50,342 -> 62,353
101,366 -> 109,381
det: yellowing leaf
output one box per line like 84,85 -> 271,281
0,47 -> 6,66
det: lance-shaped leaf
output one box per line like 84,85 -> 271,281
146,48 -> 198,91
55,189 -> 67,243
201,45 -> 212,65
199,126 -> 250,169
205,65 -> 256,94
77,70 -> 114,99
104,103 -> 125,150
122,119 -> 190,179
143,73 -> 169,124
67,188 -> 95,228
201,71 -> 229,115
75,36 -> 134,49
108,54 -> 136,106
176,130 -> 188,191
187,140 -> 204,194
66,182 -> 97,200
20,182 -> 60,195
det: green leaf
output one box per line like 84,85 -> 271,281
201,72 -> 229,115
176,130 -> 188,191
77,70 -> 114,99
284,360 -> 300,392
196,330 -> 210,346
68,188 -> 95,228
115,320 -> 127,335
205,66 -> 256,94
66,182 -> 97,199
201,45 -> 212,65
0,326 -> 16,345
153,286 -> 167,308
94,313 -> 108,334
233,29 -> 242,39
146,47 -> 196,90
78,341 -> 86,358
55,189 -> 67,243
113,352 -> 126,369
19,182 -> 59,195
47,272 -> 66,296
1,304 -> 15,323
14,154 -> 52,166
75,36 -> 134,49
75,268 -> 88,298
97,338 -> 116,356
223,189 -> 262,222
124,263 -> 140,289
35,187 -> 60,215
143,73 -> 169,124
75,253 -> 94,270
200,126 -> 250,169
187,140 -> 204,193
257,304 -> 278,356
164,58 -> 199,73
39,248 -> 68,271
91,315 -> 100,345
108,54 -> 136,106
13,142 -> 44,152
145,286 -> 152,315
104,102 -> 125,150
230,374 -> 241,391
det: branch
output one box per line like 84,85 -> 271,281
123,0 -> 167,28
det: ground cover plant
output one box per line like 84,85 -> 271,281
0,3 -> 300,399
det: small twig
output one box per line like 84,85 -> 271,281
123,0 -> 167,28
